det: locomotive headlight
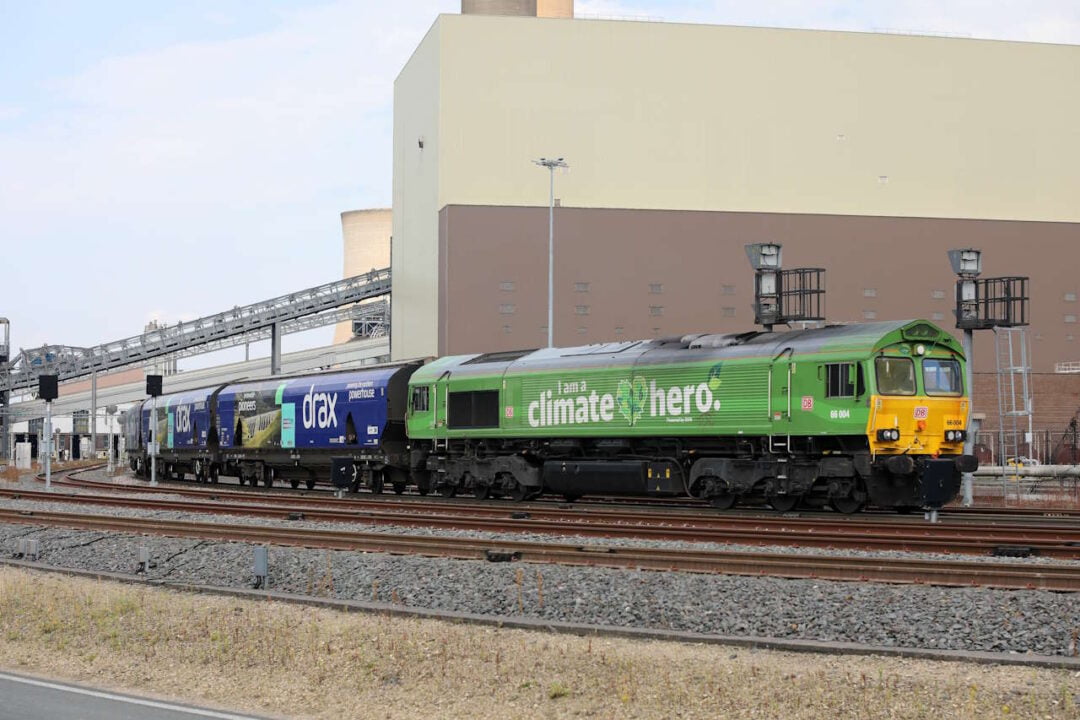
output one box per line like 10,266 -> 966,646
877,428 -> 900,442
915,344 -> 926,356
944,430 -> 966,442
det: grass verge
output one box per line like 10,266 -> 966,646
0,568 -> 1076,718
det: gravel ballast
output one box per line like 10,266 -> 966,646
2,471 -> 1079,658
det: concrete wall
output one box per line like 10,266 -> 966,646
391,22 -> 443,361
434,15 -> 1080,220
334,209 -> 392,344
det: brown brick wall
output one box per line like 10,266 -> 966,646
972,373 -> 1080,433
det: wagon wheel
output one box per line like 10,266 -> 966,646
262,467 -> 275,488
290,478 -> 300,489
473,484 -> 491,500
825,492 -> 868,515
562,494 -> 580,503
438,484 -> 457,498
305,478 -> 317,490
709,493 -> 736,510
392,481 -> 407,495
508,482 -> 529,503
768,494 -> 800,513
193,459 -> 205,484
210,465 -> 220,484
371,472 -> 385,495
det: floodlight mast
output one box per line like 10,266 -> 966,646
533,157 -> 568,348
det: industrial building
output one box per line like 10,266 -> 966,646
387,2 -> 1080,441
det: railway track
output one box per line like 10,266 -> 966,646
8,477 -> 1080,560
59,467 -> 1080,519
1,506 -> 1078,592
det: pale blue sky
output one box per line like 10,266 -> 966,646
1,0 -> 1077,358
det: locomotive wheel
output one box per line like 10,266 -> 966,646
709,493 -> 736,510
263,468 -> 275,488
562,494 -> 580,503
210,466 -> 219,484
371,474 -> 385,494
290,478 -> 300,489
393,481 -> 407,495
830,496 -> 865,514
473,484 -> 491,500
509,483 -> 529,503
769,495 -> 800,513
305,478 -> 317,490
438,485 -> 457,498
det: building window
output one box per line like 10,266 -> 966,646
577,326 -> 587,334
863,288 -> 877,298
502,324 -> 512,334
862,310 -> 877,320
499,304 -> 516,315
575,305 -> 590,315
722,307 -> 736,317
574,282 -> 590,293
499,281 -> 515,291
721,284 -> 736,296
931,289 -> 946,299
651,327 -> 662,335
1066,315 -> 1077,324
614,326 -> 624,336
931,312 -> 945,321
649,306 -> 664,316
649,283 -> 664,294
1068,334 -> 1075,342
1066,292 -> 1077,302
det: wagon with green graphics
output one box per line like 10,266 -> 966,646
405,320 -> 977,513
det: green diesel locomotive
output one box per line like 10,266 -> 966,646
405,319 -> 977,513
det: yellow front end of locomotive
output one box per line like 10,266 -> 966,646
867,395 -> 969,458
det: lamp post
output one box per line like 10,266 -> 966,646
948,248 -> 982,507
533,157 -> 568,348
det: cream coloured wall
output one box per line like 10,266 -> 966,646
435,15 -> 1080,222
333,209 -> 391,344
391,22 -> 442,361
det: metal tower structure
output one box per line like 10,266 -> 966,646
0,269 -> 390,394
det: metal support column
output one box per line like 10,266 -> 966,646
961,329 -> 975,506
90,370 -> 97,460
149,395 -> 157,487
44,400 -> 52,490
270,322 -> 281,375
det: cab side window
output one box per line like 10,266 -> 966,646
410,386 -> 430,412
825,363 -> 860,398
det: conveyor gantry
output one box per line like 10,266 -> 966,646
0,268 -> 391,393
